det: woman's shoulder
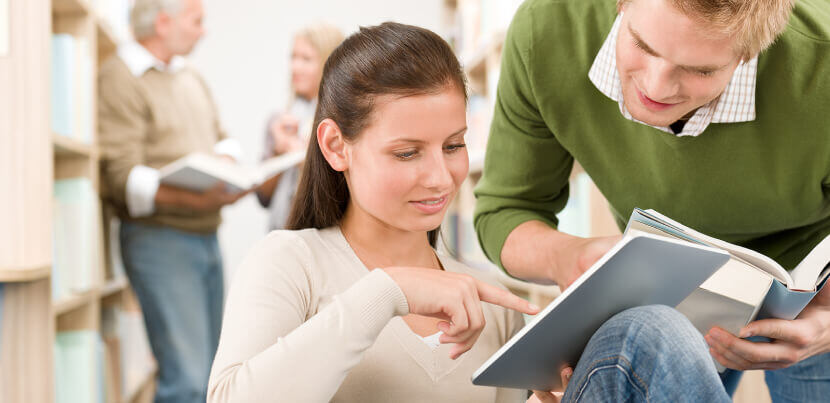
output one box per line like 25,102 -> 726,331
256,226 -> 350,266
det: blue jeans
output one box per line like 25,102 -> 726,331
563,305 -> 731,402
565,305 -> 830,402
721,351 -> 830,402
120,222 -> 224,403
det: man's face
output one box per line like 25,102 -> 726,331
162,0 -> 205,56
616,0 -> 743,127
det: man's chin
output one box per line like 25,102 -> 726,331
626,105 -> 687,127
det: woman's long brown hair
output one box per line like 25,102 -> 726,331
286,22 -> 467,247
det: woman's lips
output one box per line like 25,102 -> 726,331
410,196 -> 448,214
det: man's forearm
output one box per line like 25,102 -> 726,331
500,220 -> 578,285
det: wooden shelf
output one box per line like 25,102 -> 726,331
0,265 -> 51,282
53,134 -> 95,158
53,288 -> 99,316
52,0 -> 91,15
123,362 -> 158,403
102,277 -> 128,298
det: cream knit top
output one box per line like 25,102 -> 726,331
208,227 -> 526,402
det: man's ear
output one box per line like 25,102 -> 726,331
317,118 -> 349,172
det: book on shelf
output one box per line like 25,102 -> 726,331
53,178 -> 100,300
51,34 -> 75,139
51,34 -> 93,144
55,330 -> 104,403
159,151 -> 305,193
629,208 -> 830,371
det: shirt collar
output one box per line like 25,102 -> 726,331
118,41 -> 187,77
588,14 -> 758,137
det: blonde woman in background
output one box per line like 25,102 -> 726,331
256,22 -> 344,230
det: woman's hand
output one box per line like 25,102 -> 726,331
552,235 -> 621,290
526,366 -> 573,403
382,266 -> 540,359
270,113 -> 305,155
705,282 -> 830,370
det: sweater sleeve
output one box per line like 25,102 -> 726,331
97,60 -> 150,207
473,3 -> 574,270
207,231 -> 410,402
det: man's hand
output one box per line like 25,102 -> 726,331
155,183 -> 250,212
705,282 -> 830,370
551,235 -> 620,290
270,113 -> 305,155
526,366 -> 573,403
500,221 -> 620,289
187,183 -> 249,211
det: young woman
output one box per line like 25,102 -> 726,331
256,22 -> 344,230
209,21 -> 731,403
209,22 -> 537,402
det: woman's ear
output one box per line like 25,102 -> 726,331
317,118 -> 349,172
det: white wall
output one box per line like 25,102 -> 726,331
187,0 -> 445,283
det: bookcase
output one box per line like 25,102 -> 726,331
440,1 -> 770,401
0,0 -> 157,402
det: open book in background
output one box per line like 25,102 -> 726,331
626,209 -> 830,370
159,151 -> 305,193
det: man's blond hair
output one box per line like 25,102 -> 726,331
617,0 -> 796,59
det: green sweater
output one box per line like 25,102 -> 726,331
474,0 -> 830,271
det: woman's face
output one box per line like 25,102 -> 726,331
291,36 -> 322,100
344,87 -> 468,235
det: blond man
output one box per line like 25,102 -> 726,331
476,0 -> 830,400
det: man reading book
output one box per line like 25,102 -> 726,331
475,0 -> 830,400
98,1 -> 246,402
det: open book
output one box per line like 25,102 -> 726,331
627,209 -> 830,370
473,226 -> 731,391
473,208 -> 830,391
158,151 -> 305,193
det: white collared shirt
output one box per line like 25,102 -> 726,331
118,41 -> 243,217
588,15 -> 758,137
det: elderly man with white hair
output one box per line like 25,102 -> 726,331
98,0 -> 245,401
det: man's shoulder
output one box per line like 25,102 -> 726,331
98,53 -> 133,81
787,0 -> 830,43
515,0 -> 616,26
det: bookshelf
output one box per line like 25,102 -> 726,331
0,0 -> 157,402
440,1 -> 771,401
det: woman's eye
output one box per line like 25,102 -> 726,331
394,150 -> 417,160
445,143 -> 466,153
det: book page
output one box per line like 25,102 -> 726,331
641,209 -> 792,285
791,235 -> 830,291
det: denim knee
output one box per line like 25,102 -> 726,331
595,305 -> 713,370
566,305 -> 728,402
606,305 -> 699,342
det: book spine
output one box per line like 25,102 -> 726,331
755,279 -> 824,321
